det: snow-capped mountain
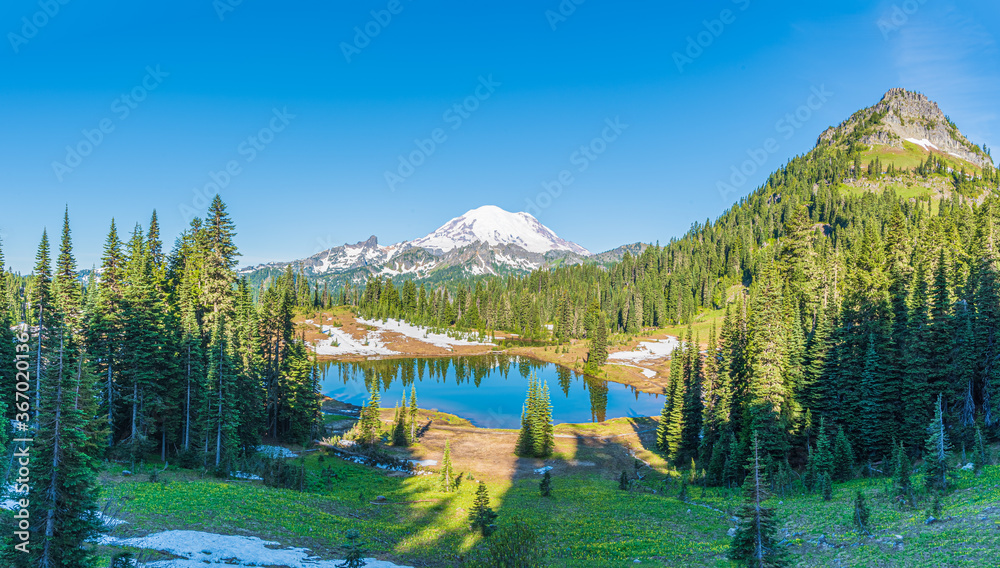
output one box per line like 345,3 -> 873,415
241,206 -> 634,286
410,205 -> 590,256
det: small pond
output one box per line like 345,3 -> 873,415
318,354 -> 664,429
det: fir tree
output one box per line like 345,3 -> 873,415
408,386 -> 419,442
853,490 -> 871,535
894,442 -> 913,502
729,431 -> 788,568
539,470 -> 552,497
440,441 -> 455,492
392,396 -> 408,446
337,530 -> 366,568
357,385 -> 382,445
32,329 -> 101,568
832,427 -> 854,482
923,394 -> 953,492
469,482 -> 499,536
971,426 -> 988,471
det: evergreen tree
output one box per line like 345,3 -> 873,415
440,440 -> 455,492
923,394 -> 953,492
31,329 -> 101,568
337,530 -> 366,568
469,482 -> 499,537
729,431 -> 788,568
408,386 -> 419,442
853,490 -> 871,535
971,426 -> 988,471
539,470 -> 552,497
357,385 -> 382,445
894,442 -> 913,502
392,395 -> 408,446
515,375 -> 553,457
832,427 -> 854,482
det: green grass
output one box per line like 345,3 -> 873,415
860,140 -> 983,174
661,307 -> 727,344
72,454 -> 1000,567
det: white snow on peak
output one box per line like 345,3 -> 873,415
905,137 -> 940,152
410,205 -> 590,256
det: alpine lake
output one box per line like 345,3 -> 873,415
318,354 -> 664,429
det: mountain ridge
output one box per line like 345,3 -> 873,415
241,205 -> 640,286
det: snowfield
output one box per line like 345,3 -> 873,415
905,137 -> 940,152
410,205 -> 590,256
607,337 -> 680,363
314,324 -> 398,357
256,445 -> 298,458
99,530 -> 413,568
355,317 -> 493,350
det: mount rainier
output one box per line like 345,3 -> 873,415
242,205 -> 642,286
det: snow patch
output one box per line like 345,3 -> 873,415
100,530 -> 412,568
905,137 -> 940,152
608,337 -> 680,363
356,317 -> 493,349
314,325 -> 398,357
256,445 -> 297,459
232,471 -> 263,481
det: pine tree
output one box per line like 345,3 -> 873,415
533,379 -> 554,457
971,426 -> 988,471
539,470 -> 552,497
337,530 -> 366,568
923,394 -> 953,492
440,440 -> 455,492
745,263 -> 788,459
32,328 -> 101,568
894,442 -> 913,501
358,385 -> 382,445
469,482 -> 499,536
854,490 -> 871,535
820,472 -> 832,501
515,375 -> 553,458
392,395 -> 408,446
681,331 -> 704,461
408,386 -> 419,442
31,230 -> 53,421
832,427 -> 854,482
729,431 -> 788,568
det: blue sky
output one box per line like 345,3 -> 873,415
1,0 -> 998,272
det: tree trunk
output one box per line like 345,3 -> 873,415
184,345 -> 191,450
108,358 -> 114,447
215,341 -> 223,468
41,333 -> 64,568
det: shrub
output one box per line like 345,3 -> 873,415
464,518 -> 545,568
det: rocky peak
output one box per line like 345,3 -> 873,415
818,88 -> 992,169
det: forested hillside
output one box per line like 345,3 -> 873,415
351,89 -> 1000,483
0,197 -> 324,565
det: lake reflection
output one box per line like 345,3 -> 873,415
318,354 -> 664,428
